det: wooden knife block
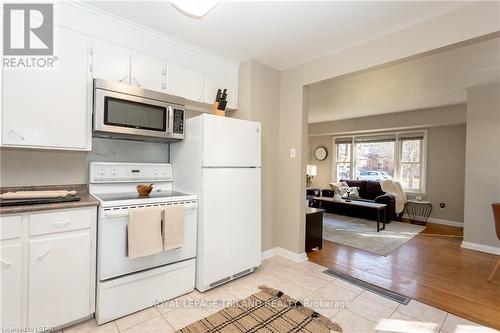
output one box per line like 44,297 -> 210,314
211,101 -> 225,117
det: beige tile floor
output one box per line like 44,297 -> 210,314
64,256 -> 498,333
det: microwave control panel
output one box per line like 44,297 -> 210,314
173,108 -> 184,134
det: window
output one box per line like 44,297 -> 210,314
334,138 -> 352,181
354,135 -> 395,180
399,133 -> 425,192
332,132 -> 426,192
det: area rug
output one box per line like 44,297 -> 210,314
323,213 -> 425,256
176,286 -> 342,333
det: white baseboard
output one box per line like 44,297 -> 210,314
261,247 -> 308,263
402,214 -> 463,228
461,241 -> 500,255
427,217 -> 463,228
261,248 -> 277,260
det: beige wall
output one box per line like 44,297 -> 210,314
309,104 -> 466,136
230,60 -> 281,252
426,125 -> 466,222
308,136 -> 333,189
307,123 -> 467,222
464,83 -> 500,249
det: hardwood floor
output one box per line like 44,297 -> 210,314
308,222 -> 500,330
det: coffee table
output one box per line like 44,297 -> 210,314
312,197 -> 387,232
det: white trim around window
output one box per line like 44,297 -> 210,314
331,130 -> 427,193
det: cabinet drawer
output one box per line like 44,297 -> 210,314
0,215 -> 22,240
29,209 -> 91,236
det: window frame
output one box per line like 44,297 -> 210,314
333,138 -> 353,182
331,130 -> 427,194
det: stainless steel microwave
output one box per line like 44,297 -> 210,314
93,79 -> 185,142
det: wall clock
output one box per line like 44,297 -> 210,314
314,146 -> 328,161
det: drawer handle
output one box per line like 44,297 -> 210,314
0,258 -> 11,267
53,220 -> 71,227
37,246 -> 53,260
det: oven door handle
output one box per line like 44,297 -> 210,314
103,210 -> 129,218
103,203 -> 197,218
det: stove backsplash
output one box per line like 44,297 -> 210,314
1,138 -> 170,188
87,138 -> 169,163
85,138 -> 169,179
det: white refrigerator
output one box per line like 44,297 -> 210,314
170,114 -> 261,291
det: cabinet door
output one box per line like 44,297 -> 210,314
28,231 -> 91,328
130,52 -> 166,92
205,75 -> 238,109
91,40 -> 130,84
1,243 -> 23,329
2,27 -> 91,150
165,62 -> 205,102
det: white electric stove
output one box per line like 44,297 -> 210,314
88,162 -> 197,324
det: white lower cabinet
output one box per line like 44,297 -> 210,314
0,207 -> 96,330
1,243 -> 23,329
28,231 -> 92,328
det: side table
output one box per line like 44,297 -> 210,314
306,207 -> 324,252
405,200 -> 433,226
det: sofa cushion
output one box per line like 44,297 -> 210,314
365,181 -> 385,200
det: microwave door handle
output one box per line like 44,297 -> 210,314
168,106 -> 173,133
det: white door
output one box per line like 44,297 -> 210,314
28,232 -> 91,328
205,75 -> 238,109
92,40 -> 130,83
199,168 -> 261,285
165,62 -> 205,102
130,52 -> 166,92
2,27 -> 90,150
202,115 -> 261,167
1,243 -> 23,328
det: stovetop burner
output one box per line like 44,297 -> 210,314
94,190 -> 192,202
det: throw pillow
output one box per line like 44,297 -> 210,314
342,186 -> 360,199
329,181 -> 349,196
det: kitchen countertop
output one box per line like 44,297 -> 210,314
0,184 -> 99,215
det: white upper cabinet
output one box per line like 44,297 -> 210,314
165,62 -> 205,102
91,41 -> 130,84
130,52 -> 166,92
205,75 -> 238,109
1,27 -> 91,150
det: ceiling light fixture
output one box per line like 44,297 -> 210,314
171,0 -> 220,19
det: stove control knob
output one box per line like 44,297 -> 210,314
98,169 -> 104,176
153,169 -> 158,176
111,170 -> 117,176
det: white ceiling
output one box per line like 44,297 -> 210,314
83,1 -> 469,70
308,37 -> 500,123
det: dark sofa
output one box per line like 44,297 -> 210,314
311,180 -> 397,223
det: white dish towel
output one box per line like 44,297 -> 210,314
127,206 -> 163,258
162,205 -> 184,251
